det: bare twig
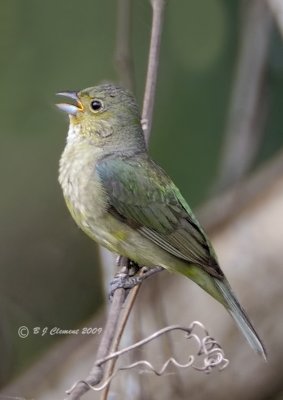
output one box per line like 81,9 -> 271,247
64,266 -> 128,400
99,267 -> 142,400
96,321 -> 221,365
141,0 -> 166,143
67,322 -> 228,394
216,0 -> 272,190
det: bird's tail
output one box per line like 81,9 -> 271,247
214,278 -> 266,360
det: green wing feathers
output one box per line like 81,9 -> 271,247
96,154 -> 222,277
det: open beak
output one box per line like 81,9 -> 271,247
56,91 -> 84,115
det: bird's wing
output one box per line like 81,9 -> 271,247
96,155 -> 223,278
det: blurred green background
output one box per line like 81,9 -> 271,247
0,0 -> 282,388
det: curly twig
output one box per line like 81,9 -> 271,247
66,321 -> 229,394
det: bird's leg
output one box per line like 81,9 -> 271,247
109,262 -> 164,299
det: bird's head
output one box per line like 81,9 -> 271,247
56,83 -> 145,152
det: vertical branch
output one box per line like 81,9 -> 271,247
216,0 -> 272,191
142,0 -> 166,143
100,279 -> 141,400
65,283 -> 127,400
115,0 -> 135,92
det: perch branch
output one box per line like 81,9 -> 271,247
99,264 -> 142,400
63,266 -> 128,399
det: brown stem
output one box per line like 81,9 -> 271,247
100,280 -> 141,400
65,281 -> 127,400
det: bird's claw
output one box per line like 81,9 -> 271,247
109,272 -> 143,300
109,265 -> 164,300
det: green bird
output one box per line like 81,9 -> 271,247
57,83 -> 265,359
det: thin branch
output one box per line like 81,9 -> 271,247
99,266 -> 142,400
64,266 -> 128,400
141,0 -> 166,143
96,321 -> 211,364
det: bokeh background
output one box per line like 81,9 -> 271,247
1,0 -> 283,399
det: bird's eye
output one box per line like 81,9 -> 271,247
90,99 -> 103,112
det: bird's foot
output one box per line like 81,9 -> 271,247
109,272 -> 142,298
109,265 -> 164,300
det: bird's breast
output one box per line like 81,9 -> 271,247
59,141 -> 108,228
